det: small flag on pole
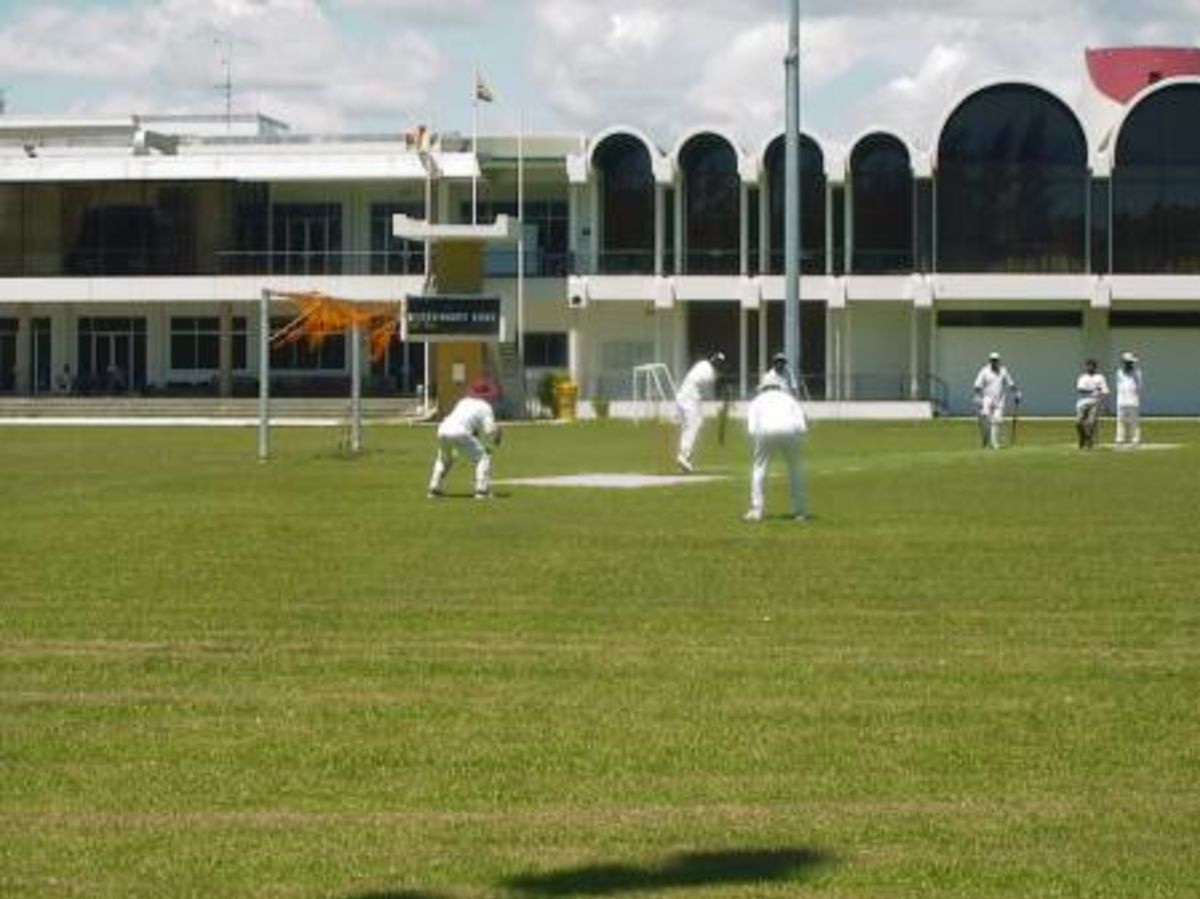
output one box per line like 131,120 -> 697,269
474,73 -> 495,104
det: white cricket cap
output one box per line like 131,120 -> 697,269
1121,351 -> 1138,363
988,351 -> 1001,360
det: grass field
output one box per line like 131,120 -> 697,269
2,418 -> 1199,899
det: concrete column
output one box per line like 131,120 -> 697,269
14,304 -> 31,395
673,184 -> 684,275
738,305 -> 748,399
588,180 -> 600,273
759,179 -> 770,274
909,303 -> 920,399
739,183 -> 749,276
218,301 -> 234,398
844,303 -> 854,400
654,184 -> 665,276
757,301 -> 768,378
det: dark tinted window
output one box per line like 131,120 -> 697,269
524,332 -> 569,368
937,84 -> 1088,273
594,134 -> 655,274
680,134 -> 740,274
850,133 -> 913,273
1113,84 -> 1200,273
765,135 -> 826,274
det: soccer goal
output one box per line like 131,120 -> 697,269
632,362 -> 677,423
257,289 -> 401,461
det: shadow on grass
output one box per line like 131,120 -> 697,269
503,847 -> 836,896
346,846 -> 835,899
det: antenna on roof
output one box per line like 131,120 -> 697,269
214,35 -> 233,131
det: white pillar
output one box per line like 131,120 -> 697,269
909,304 -> 920,400
14,304 -> 31,395
258,289 -> 270,461
219,301 -> 234,398
738,305 -> 748,399
739,183 -> 749,276
654,184 -> 665,276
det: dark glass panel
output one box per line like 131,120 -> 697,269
1113,84 -> 1200,273
371,201 -> 425,275
937,310 -> 1082,327
936,84 -> 1088,272
765,135 -> 826,274
850,133 -> 913,273
594,134 -> 655,274
523,332 -> 569,368
680,134 -> 739,274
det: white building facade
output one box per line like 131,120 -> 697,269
2,49 -> 1200,415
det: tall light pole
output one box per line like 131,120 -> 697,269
784,0 -> 802,382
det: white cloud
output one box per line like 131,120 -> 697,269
0,0 -> 444,131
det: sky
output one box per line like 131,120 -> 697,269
1,0 -> 1198,152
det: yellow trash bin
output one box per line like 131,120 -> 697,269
554,381 -> 579,421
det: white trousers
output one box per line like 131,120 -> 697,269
429,433 -> 491,494
750,432 -> 807,518
978,398 -> 1006,449
1115,405 -> 1141,445
677,400 -> 704,462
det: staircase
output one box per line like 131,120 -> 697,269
494,342 -> 529,418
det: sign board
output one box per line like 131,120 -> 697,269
404,295 -> 501,342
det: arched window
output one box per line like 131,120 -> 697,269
679,133 -> 740,274
850,133 -> 913,274
594,133 -> 655,274
937,84 -> 1088,272
765,135 -> 826,274
1113,83 -> 1200,273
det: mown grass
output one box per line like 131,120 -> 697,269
1,418 -> 1198,898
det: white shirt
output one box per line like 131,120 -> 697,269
747,388 -> 809,439
1115,368 -> 1142,408
973,364 -> 1016,403
759,368 -> 796,395
676,360 -> 718,405
437,397 -> 497,439
1076,372 -> 1109,407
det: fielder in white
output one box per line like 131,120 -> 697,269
1114,351 -> 1143,447
744,381 -> 810,522
972,352 -> 1020,449
675,351 -> 725,473
1075,358 -> 1110,450
759,352 -> 798,395
428,388 -> 502,499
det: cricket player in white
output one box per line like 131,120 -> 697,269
972,352 -> 1020,449
428,387 -> 501,499
1075,358 -> 1110,450
675,351 -> 725,472
759,352 -> 798,395
744,381 -> 809,522
1114,351 -> 1143,447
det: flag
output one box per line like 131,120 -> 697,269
474,73 -> 494,104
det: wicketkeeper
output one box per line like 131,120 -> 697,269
428,383 -> 502,499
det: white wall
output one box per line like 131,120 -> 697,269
1109,329 -> 1200,415
937,326 -> 1084,415
847,302 -> 913,400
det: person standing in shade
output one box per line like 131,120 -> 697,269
744,380 -> 810,522
675,351 -> 725,473
1075,358 -> 1110,450
972,352 -> 1020,449
428,384 -> 502,499
1114,351 -> 1143,447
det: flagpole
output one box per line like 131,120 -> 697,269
471,68 -> 479,225
517,104 -> 525,370
784,0 -> 801,381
